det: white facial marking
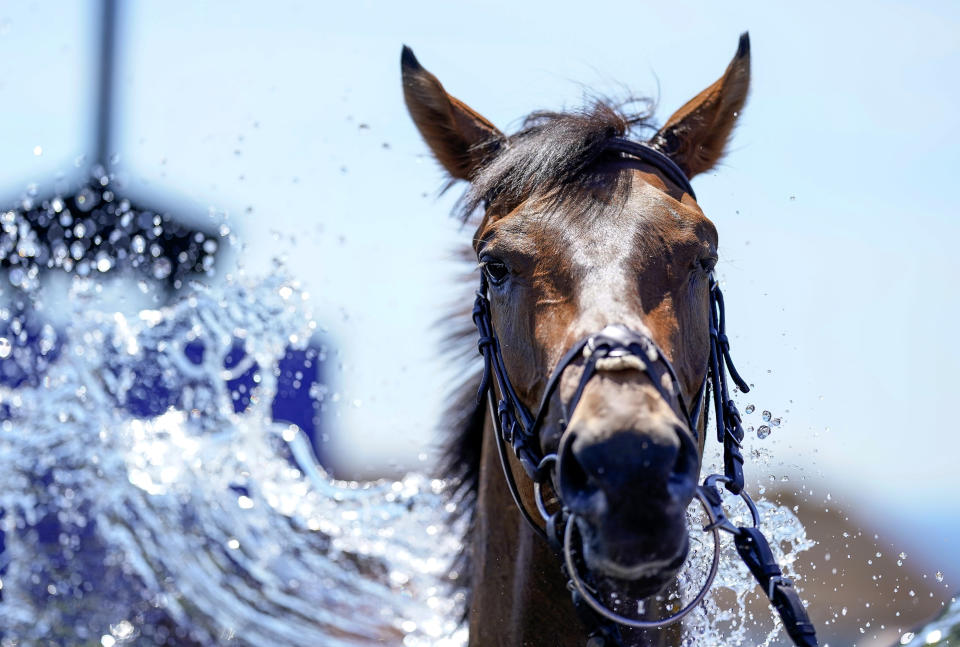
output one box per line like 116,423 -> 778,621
569,182 -> 679,323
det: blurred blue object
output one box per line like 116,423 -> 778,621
0,301 -> 328,611
0,312 -> 327,455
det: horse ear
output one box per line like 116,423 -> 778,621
650,33 -> 751,179
401,46 -> 505,181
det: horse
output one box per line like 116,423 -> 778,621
402,34 -> 751,647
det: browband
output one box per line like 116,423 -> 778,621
607,138 -> 696,200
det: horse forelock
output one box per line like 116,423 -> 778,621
455,96 -> 658,223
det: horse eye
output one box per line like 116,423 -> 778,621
699,257 -> 718,272
481,259 -> 510,285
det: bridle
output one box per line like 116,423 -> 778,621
471,139 -> 819,646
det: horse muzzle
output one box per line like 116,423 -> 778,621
555,368 -> 700,586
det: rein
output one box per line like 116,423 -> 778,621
470,141 -> 819,646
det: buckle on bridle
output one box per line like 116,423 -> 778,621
497,399 -> 514,443
767,574 -> 793,601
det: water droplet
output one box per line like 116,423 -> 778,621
110,620 -> 134,639
75,187 -> 98,212
935,571 -> 943,582
757,425 -> 771,439
900,551 -> 908,560
761,410 -> 771,422
152,257 -> 172,280
745,404 -> 755,414
8,267 -> 26,287
0,337 -> 10,358
771,417 -> 781,427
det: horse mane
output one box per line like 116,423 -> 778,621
436,96 -> 659,598
457,96 -> 658,220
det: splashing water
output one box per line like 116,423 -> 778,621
899,596 -> 960,646
667,468 -> 815,645
0,273 -> 467,645
0,188 -> 816,645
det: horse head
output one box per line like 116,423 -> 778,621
403,35 -> 751,643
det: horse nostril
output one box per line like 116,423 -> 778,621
558,432 -> 599,510
672,437 -> 692,478
668,426 -> 699,501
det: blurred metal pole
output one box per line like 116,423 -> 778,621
94,0 -> 117,166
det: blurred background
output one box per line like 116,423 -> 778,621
1,1 -> 957,645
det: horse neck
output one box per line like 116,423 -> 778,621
467,412 -> 584,646
467,412 -> 681,647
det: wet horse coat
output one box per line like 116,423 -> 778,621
403,35 -> 751,646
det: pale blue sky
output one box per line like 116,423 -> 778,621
2,0 -> 958,580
